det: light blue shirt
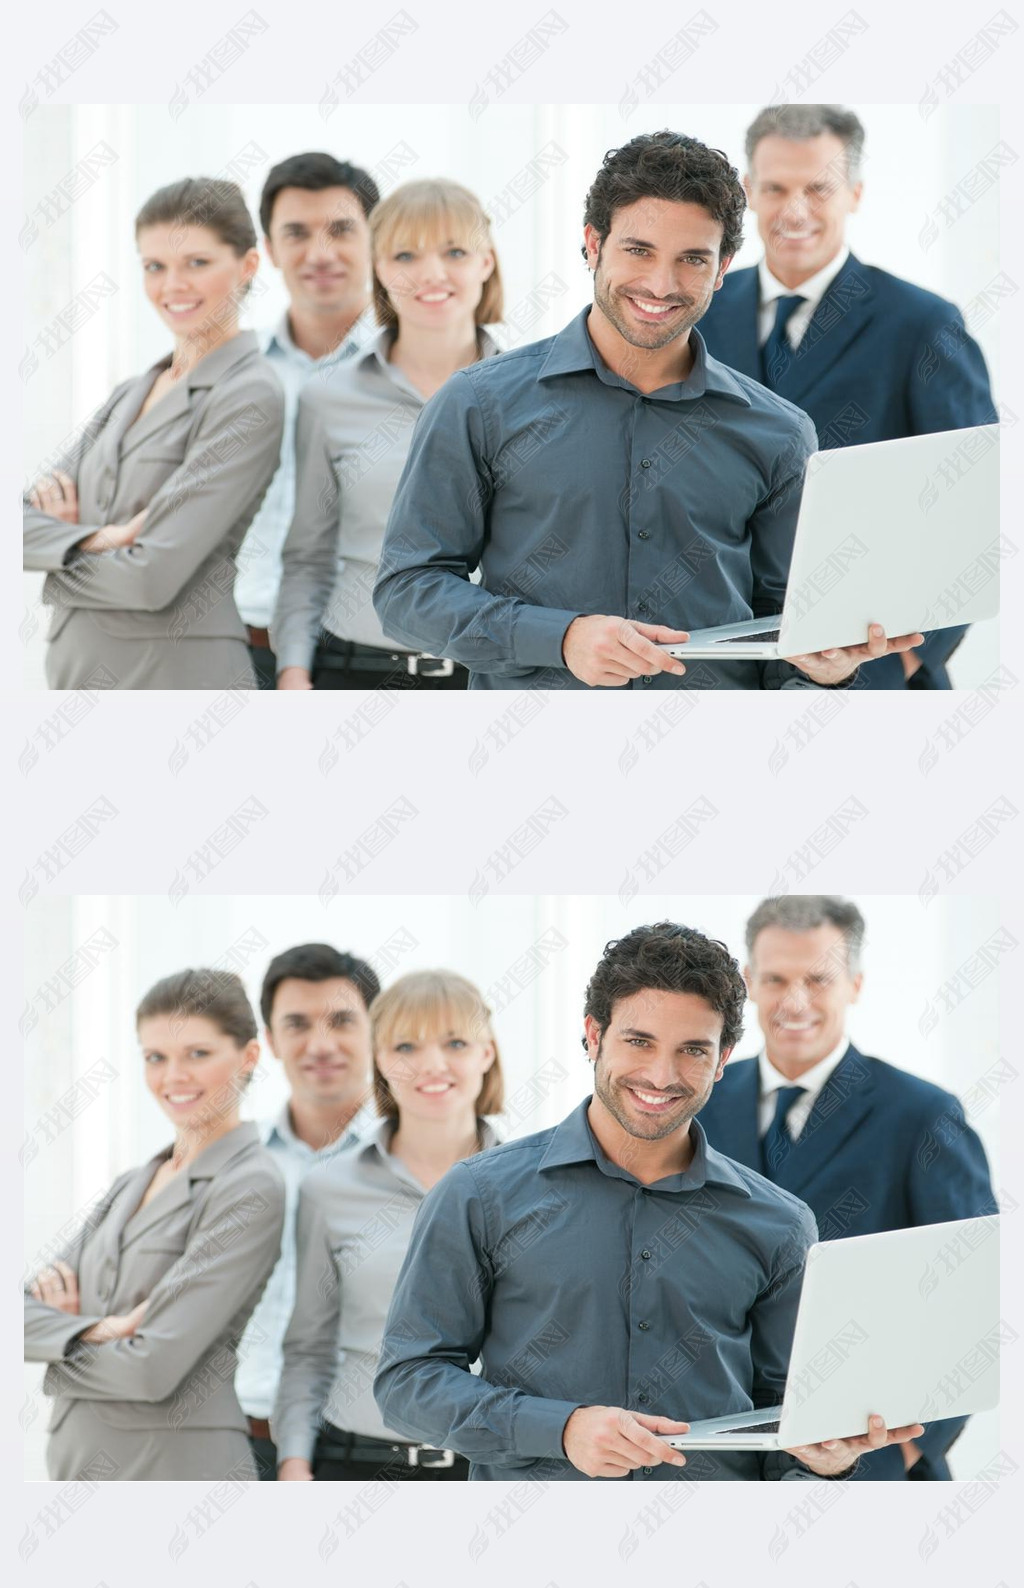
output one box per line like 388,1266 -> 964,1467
234,1102 -> 371,1418
234,309 -> 375,628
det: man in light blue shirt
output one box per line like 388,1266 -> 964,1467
376,922 -> 923,1479
236,153 -> 379,686
237,942 -> 380,1476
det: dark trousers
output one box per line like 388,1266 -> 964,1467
311,647 -> 469,692
312,1425 -> 469,1481
248,643 -> 278,690
248,1432 -> 279,1480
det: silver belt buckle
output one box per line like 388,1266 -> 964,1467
406,654 -> 455,678
407,1444 -> 456,1468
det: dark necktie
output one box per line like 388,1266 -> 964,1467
760,1084 -> 807,1177
760,294 -> 806,388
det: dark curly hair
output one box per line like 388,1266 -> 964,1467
583,922 -> 746,1051
582,131 -> 746,263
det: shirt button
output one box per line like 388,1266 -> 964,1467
640,1249 -> 652,1260
639,1321 -> 650,1331
640,676 -> 653,685
638,530 -> 650,540
637,1393 -> 649,1403
640,458 -> 652,469
642,1466 -> 653,1475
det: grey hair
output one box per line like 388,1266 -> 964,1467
745,896 -> 866,975
745,104 -> 865,184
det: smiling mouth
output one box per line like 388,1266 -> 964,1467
624,1084 -> 689,1113
164,302 -> 202,314
417,1082 -> 455,1094
624,294 -> 686,321
164,1091 -> 203,1106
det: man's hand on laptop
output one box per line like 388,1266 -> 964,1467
786,623 -> 925,685
562,1405 -> 690,1476
563,616 -> 689,686
785,1412 -> 926,1476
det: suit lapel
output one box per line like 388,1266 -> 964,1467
707,1056 -> 762,1169
773,254 -> 875,408
772,1045 -> 875,1197
117,365 -> 193,461
712,267 -> 762,378
119,1152 -> 193,1249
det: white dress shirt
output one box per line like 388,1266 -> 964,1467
234,307 -> 376,629
756,1037 -> 851,1140
756,245 -> 850,350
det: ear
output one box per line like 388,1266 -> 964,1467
240,1038 -> 260,1079
849,971 -> 864,1003
240,247 -> 261,287
479,248 -> 495,282
714,253 -> 734,291
263,233 -> 278,269
714,1045 -> 733,1083
480,1040 -> 496,1072
583,1014 -> 602,1060
742,172 -> 755,208
848,181 -> 864,214
582,223 -> 602,271
742,963 -> 754,998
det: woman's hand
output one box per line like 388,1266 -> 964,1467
278,1458 -> 314,1480
78,1298 -> 148,1344
29,471 -> 79,524
76,510 -> 147,554
30,1260 -> 80,1315
277,667 -> 313,690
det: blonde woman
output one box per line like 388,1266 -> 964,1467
273,970 -> 503,1479
24,970 -> 285,1480
273,179 -> 504,689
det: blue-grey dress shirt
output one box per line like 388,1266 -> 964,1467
375,1099 -> 822,1480
373,307 -> 826,691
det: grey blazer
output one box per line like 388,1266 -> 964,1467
24,332 -> 284,690
24,1123 -> 285,1481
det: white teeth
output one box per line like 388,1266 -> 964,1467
632,299 -> 674,315
419,1083 -> 452,1093
632,1089 -> 674,1105
418,293 -> 450,302
167,1093 -> 200,1102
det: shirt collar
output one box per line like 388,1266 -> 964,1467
355,1113 -> 503,1164
353,323 -> 503,376
758,244 -> 850,312
261,305 -> 376,364
162,1120 -> 260,1180
538,307 -> 750,406
758,1037 -> 851,1101
539,1097 -> 752,1196
261,1102 -> 370,1154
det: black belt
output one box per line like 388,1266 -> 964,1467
316,1427 -> 458,1468
317,634 -> 456,678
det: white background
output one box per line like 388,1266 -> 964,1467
22,99 -> 1004,686
8,0 -> 1022,1580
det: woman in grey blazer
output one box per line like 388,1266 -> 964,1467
273,970 -> 504,1480
24,969 -> 285,1481
24,178 -> 284,690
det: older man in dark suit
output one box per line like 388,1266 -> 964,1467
698,105 -> 998,689
697,896 -> 997,1481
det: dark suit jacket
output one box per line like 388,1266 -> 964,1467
698,254 -> 998,687
696,1045 -> 998,1480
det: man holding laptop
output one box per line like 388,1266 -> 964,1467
374,131 -> 924,691
375,922 -> 924,1479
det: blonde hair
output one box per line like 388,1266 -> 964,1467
370,178 -> 504,328
370,969 -> 505,1118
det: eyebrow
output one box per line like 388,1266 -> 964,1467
620,1027 -> 716,1048
618,237 -> 716,255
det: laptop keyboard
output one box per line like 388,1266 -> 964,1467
717,1421 -> 781,1435
717,631 -> 780,645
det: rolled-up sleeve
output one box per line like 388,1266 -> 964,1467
272,1182 -> 341,1464
272,392 -> 341,673
39,377 -> 285,614
373,375 -> 582,674
374,1163 -> 582,1463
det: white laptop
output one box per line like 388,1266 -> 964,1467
656,425 -> 1000,661
665,1215 -> 1000,1451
